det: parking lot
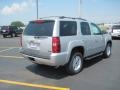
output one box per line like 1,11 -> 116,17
0,36 -> 120,90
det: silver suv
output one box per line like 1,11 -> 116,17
20,16 -> 112,75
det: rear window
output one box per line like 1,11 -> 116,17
24,20 -> 55,36
112,25 -> 120,29
1,26 -> 9,30
60,21 -> 77,36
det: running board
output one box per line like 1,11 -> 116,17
85,52 -> 103,60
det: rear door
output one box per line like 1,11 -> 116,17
59,21 -> 77,53
22,20 -> 55,59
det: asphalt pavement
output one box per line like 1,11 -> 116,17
0,36 -> 120,90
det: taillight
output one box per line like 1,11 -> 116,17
20,35 -> 22,46
52,37 -> 61,53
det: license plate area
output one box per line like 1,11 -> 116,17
28,41 -> 40,50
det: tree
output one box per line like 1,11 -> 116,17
11,21 -> 25,27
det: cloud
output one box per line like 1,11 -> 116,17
0,0 -> 35,15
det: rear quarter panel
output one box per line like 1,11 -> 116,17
60,36 -> 85,64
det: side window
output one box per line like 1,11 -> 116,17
80,22 -> 91,35
91,23 -> 102,35
60,21 -> 77,36
9,26 -> 13,31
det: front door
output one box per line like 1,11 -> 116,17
80,22 -> 95,57
90,23 -> 105,54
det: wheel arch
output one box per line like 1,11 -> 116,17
71,46 -> 85,56
107,40 -> 112,46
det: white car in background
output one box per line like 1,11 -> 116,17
109,25 -> 120,38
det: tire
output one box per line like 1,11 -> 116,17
14,33 -> 18,37
3,35 -> 6,38
11,34 -> 13,38
103,43 -> 112,58
65,52 -> 83,75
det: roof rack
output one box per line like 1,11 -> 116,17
59,16 -> 87,21
75,18 -> 87,21
39,16 -> 87,21
39,16 -> 60,19
59,16 -> 76,19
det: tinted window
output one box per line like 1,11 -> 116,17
1,26 -> 9,30
9,26 -> 18,31
80,22 -> 91,35
112,25 -> 120,29
24,20 -> 54,36
91,23 -> 102,35
60,21 -> 77,36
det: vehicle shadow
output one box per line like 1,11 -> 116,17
83,56 -> 103,68
26,64 -> 68,80
112,37 -> 120,40
26,56 -> 103,80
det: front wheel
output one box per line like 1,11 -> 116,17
103,43 -> 112,58
65,52 -> 83,75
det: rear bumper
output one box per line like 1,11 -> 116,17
20,52 -> 68,67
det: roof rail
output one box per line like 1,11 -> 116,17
39,16 -> 87,21
59,16 -> 87,21
39,16 -> 60,19
59,16 -> 76,19
75,18 -> 87,21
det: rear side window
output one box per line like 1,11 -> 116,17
60,21 -> 77,36
80,22 -> 91,35
24,20 -> 54,36
112,25 -> 120,29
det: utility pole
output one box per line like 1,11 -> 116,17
36,0 -> 39,19
79,0 -> 82,18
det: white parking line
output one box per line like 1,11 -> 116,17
0,47 -> 19,48
0,48 -> 15,53
0,55 -> 23,59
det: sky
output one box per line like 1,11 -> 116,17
0,0 -> 120,26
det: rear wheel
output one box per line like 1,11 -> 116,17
3,35 -> 6,38
11,34 -> 13,38
103,43 -> 112,58
14,33 -> 18,37
66,52 -> 83,75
